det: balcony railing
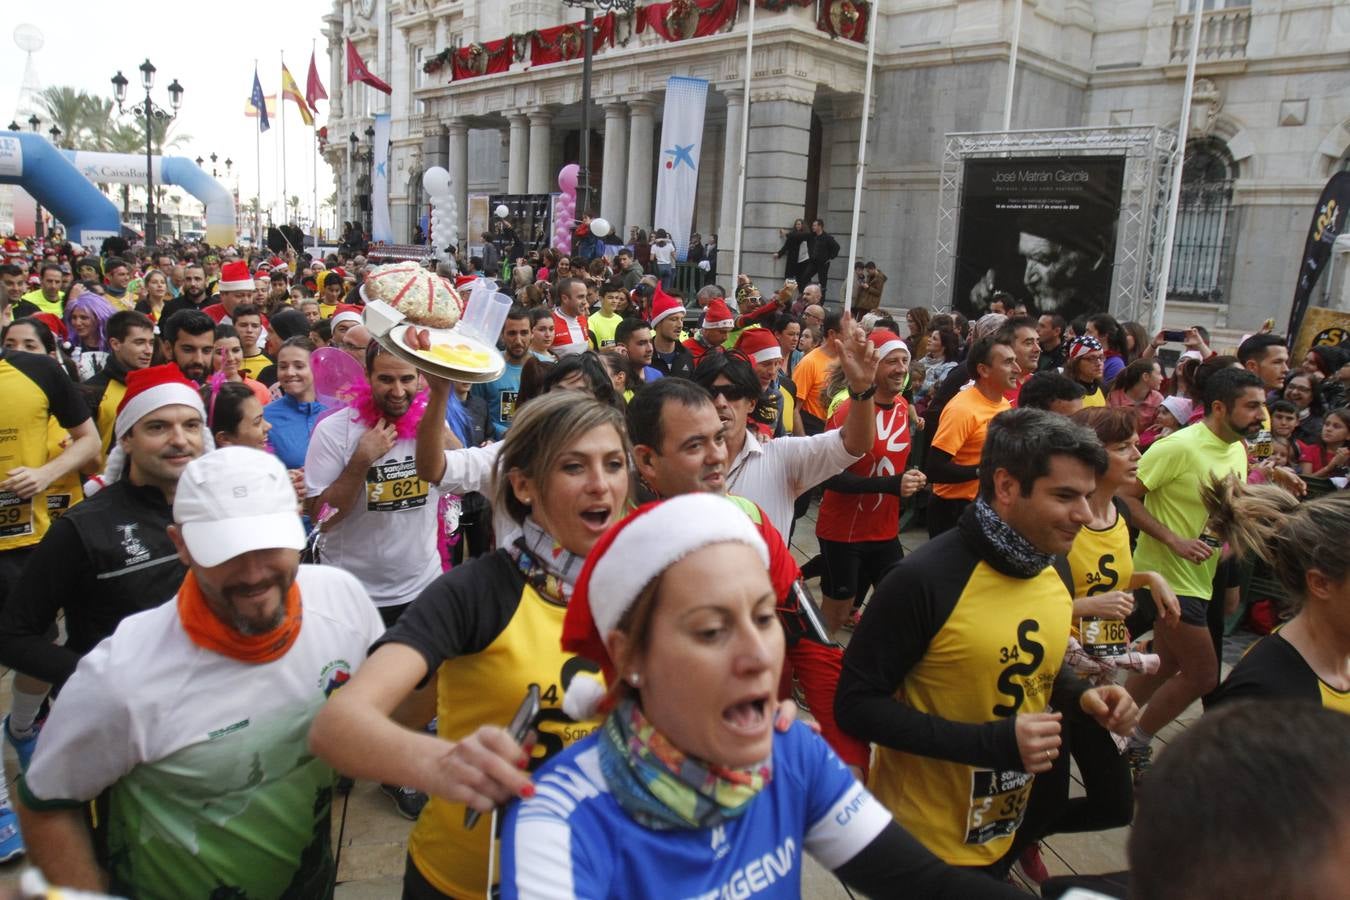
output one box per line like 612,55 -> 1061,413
1171,7 -> 1251,63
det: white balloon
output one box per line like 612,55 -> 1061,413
590,217 -> 611,238
495,204 -> 510,218
423,167 -> 452,197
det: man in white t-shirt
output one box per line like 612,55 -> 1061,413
305,346 -> 445,627
16,447 -> 386,899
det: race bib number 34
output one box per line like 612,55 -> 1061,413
0,491 -> 33,538
966,769 -> 1033,845
365,459 -> 429,512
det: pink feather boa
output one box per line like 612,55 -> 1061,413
339,379 -> 430,439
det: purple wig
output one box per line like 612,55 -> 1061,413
64,292 -> 118,351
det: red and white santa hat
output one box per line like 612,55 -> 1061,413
560,494 -> 769,722
648,284 -> 685,328
735,327 -> 782,364
218,260 -> 255,293
331,304 -> 364,330
869,328 -> 908,361
85,364 -> 211,496
454,274 -> 479,289
703,298 -> 735,331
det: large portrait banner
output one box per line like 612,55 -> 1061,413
954,156 -> 1125,322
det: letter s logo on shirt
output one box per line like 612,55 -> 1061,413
992,620 -> 1045,717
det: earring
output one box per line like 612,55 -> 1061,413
628,673 -> 641,687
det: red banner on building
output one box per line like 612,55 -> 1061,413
530,13 -> 616,67
636,0 -> 738,43
817,0 -> 870,44
452,38 -> 515,81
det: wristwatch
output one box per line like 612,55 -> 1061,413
848,384 -> 877,401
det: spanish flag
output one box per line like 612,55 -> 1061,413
281,64 -> 314,126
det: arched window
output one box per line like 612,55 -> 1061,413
1168,138 -> 1236,302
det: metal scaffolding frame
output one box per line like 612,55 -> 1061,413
932,125 -> 1178,326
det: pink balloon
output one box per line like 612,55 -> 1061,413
558,164 -> 580,194
311,347 -> 365,407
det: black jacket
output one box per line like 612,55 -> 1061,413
0,479 -> 184,687
650,341 -> 695,380
810,231 -> 840,264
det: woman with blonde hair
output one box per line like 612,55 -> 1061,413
1205,478 -> 1350,712
311,391 -> 635,899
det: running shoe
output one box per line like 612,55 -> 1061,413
380,784 -> 428,820
3,715 -> 39,773
1015,842 -> 1050,884
0,806 -> 24,863
1125,744 -> 1153,785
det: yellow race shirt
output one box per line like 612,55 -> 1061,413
845,530 -> 1073,866
1210,630 -> 1350,715
375,551 -> 602,898
1066,511 -> 1134,657
0,350 -> 91,552
43,419 -> 84,523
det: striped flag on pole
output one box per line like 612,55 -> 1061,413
281,64 -> 314,126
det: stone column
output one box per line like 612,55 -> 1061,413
600,101 -> 628,232
527,108 -> 554,195
447,118 -> 469,245
744,85 -> 815,295
625,97 -> 658,236
507,112 -> 530,194
718,88 -> 744,272
326,20 -> 344,120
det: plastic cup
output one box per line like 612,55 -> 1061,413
459,288 -> 513,344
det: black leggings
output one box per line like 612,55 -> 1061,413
1001,702 -> 1133,868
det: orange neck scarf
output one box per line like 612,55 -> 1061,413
177,570 -> 303,663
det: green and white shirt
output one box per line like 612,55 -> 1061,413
20,565 -> 385,900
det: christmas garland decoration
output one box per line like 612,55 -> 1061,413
418,0 -> 863,84
817,0 -> 870,43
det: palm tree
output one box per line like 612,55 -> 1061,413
82,97 -> 120,152
288,195 -> 302,224
35,86 -> 90,148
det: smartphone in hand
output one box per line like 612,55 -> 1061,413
463,684 -> 541,830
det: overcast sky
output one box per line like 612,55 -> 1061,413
3,1 -> 338,229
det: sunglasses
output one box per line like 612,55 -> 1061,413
708,383 -> 754,402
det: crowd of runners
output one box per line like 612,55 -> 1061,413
0,232 -> 1346,899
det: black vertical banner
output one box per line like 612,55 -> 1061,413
1287,171 -> 1350,340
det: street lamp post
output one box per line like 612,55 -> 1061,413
561,0 -> 636,220
27,116 -> 45,239
364,125 -> 376,237
111,61 -> 183,247
348,132 -> 358,234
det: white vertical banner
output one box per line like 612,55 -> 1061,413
372,113 -> 394,243
653,76 -> 709,261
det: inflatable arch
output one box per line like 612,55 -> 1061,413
0,131 -> 120,247
63,150 -> 237,247
0,131 -> 237,247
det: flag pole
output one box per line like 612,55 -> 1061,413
281,50 -> 289,226
312,38 -> 320,241
730,0 -> 755,287
1001,0 -> 1024,133
255,60 -> 263,243
841,3 -> 879,314
1150,0 -> 1205,336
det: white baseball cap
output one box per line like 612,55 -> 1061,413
174,447 -> 306,568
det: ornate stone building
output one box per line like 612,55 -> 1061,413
323,0 -> 1350,332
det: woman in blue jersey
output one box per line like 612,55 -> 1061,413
501,494 -> 1023,899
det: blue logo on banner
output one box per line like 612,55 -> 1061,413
663,143 -> 697,171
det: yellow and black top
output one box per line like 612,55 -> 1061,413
0,350 -> 91,553
1065,506 -> 1134,658
1208,631 -> 1350,715
837,525 -> 1079,866
373,549 -> 602,898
